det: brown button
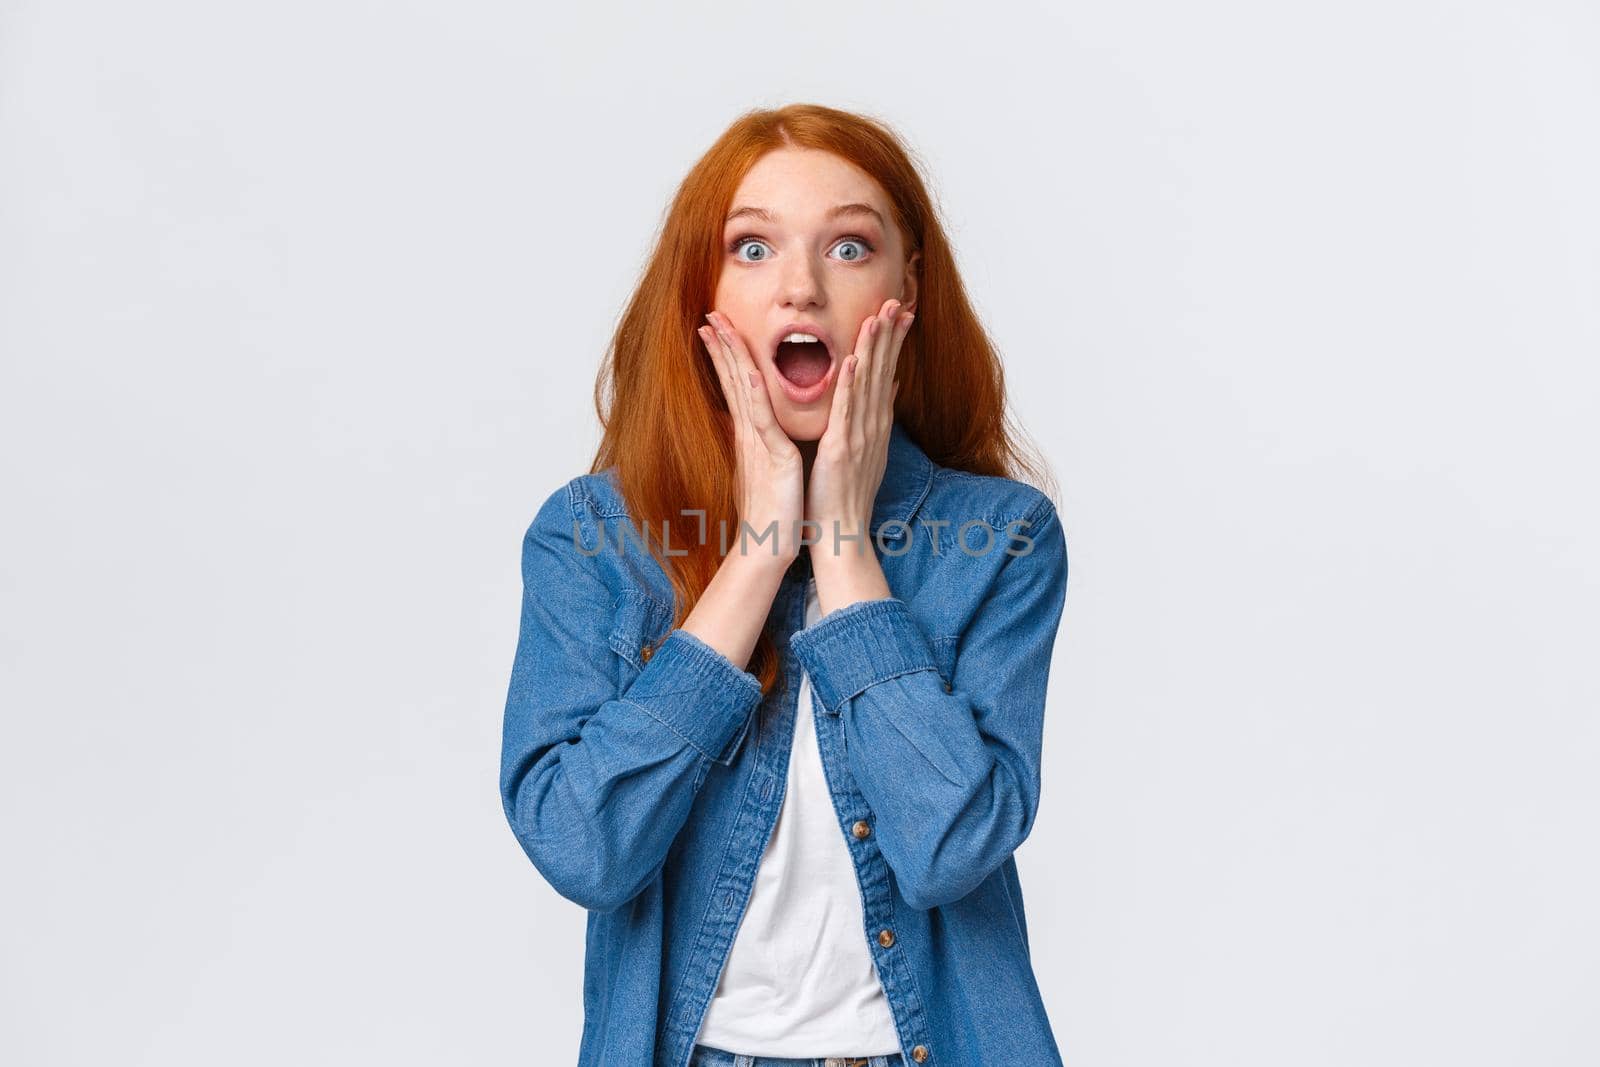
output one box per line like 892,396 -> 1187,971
910,1045 -> 929,1062
851,819 -> 871,839
876,928 -> 895,948
941,680 -> 953,693
640,643 -> 653,663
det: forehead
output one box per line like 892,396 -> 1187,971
727,148 -> 892,224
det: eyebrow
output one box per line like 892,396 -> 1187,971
724,202 -> 886,228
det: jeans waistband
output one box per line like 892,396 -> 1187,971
690,1043 -> 904,1067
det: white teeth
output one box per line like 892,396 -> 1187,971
781,332 -> 822,344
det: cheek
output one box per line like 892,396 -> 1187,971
709,277 -> 741,320
847,283 -> 900,322
710,290 -> 757,340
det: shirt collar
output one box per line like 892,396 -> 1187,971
871,420 -> 936,542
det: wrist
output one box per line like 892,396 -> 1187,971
718,541 -> 797,582
803,514 -> 875,561
810,551 -> 891,616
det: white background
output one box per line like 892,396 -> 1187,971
2,2 -> 1596,1064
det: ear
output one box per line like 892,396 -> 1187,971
899,250 -> 921,315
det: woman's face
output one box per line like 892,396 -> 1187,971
711,147 -> 919,443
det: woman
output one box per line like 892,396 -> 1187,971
500,103 -> 1070,1067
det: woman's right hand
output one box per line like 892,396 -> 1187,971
699,311 -> 805,567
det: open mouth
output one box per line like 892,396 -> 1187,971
770,327 -> 837,403
775,338 -> 833,388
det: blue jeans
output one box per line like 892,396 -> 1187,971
690,1045 -> 905,1067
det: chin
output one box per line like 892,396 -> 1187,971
774,408 -> 828,443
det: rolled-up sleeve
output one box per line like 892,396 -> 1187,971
499,480 -> 764,913
790,498 -> 1069,910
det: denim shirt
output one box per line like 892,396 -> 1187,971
500,421 -> 1071,1067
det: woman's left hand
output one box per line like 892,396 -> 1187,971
806,297 -> 916,562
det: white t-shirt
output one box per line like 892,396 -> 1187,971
693,577 -> 902,1057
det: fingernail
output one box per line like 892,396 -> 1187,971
747,371 -> 760,387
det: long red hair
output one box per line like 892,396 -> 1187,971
590,103 -> 1055,697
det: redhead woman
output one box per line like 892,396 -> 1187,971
500,103 -> 1070,1067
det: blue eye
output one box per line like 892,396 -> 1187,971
730,236 -> 771,262
833,237 -> 872,261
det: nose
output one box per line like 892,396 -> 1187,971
777,249 -> 826,310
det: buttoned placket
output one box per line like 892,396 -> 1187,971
797,543 -> 935,1067
668,554 -> 819,1066
673,549 -> 935,1067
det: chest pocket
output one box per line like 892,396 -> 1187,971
607,588 -> 717,790
837,632 -> 961,762
607,589 -> 676,676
